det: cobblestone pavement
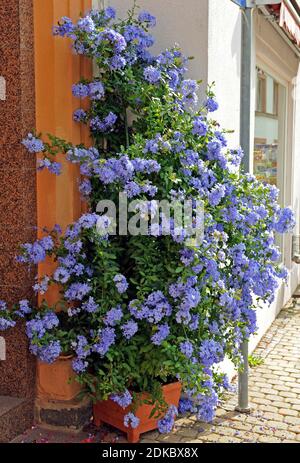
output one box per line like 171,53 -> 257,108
142,296 -> 300,444
12,295 -> 300,444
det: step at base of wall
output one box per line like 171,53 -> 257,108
35,397 -> 92,432
0,396 -> 34,442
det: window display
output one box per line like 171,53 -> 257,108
254,67 -> 286,191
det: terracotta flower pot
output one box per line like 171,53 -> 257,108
93,382 -> 181,443
37,355 -> 82,401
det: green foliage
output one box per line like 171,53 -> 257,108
248,355 -> 264,368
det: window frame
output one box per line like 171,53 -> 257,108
254,60 -> 289,206
254,59 -> 292,262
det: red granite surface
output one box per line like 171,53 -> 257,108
0,0 -> 36,401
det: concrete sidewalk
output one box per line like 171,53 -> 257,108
12,294 -> 300,444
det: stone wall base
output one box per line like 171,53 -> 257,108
35,397 -> 92,432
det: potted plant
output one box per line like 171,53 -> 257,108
93,382 -> 182,443
0,4 -> 295,441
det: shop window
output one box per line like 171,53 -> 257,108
254,67 -> 286,196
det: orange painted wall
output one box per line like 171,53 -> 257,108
34,0 -> 92,306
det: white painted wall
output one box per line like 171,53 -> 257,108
291,61 -> 300,289
104,0 -> 241,147
207,0 -> 241,147
292,62 -> 300,240
105,0 -> 209,102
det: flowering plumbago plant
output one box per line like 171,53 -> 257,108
0,4 -> 295,433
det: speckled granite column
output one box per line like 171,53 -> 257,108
0,0 -> 36,405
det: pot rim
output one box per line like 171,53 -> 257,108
58,354 -> 74,361
38,354 -> 74,364
104,381 -> 181,399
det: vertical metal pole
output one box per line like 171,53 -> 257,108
236,341 -> 251,412
236,6 -> 252,413
240,7 -> 252,172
